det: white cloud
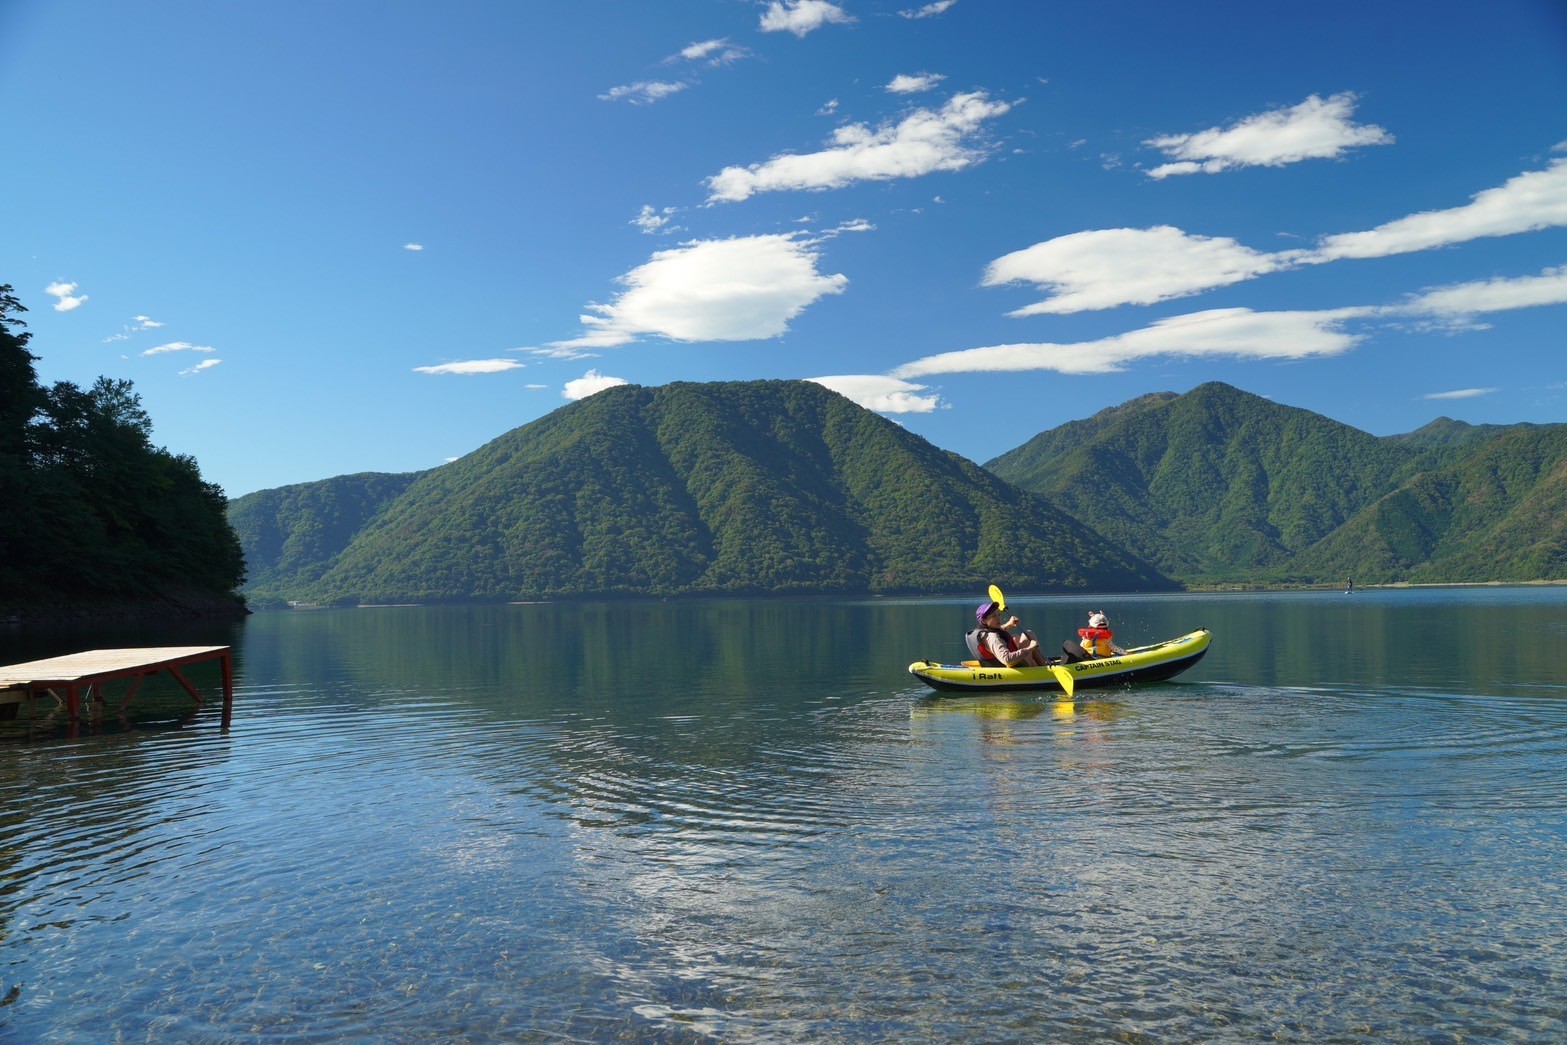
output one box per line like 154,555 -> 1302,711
706,91 -> 1012,202
886,72 -> 945,94
1421,387 -> 1498,400
179,358 -> 221,376
528,345 -> 600,360
899,0 -> 957,17
1397,266 -> 1567,316
759,1 -> 855,37
818,217 -> 876,237
984,226 -> 1291,315
894,307 -> 1372,377
676,38 -> 747,65
1309,159 -> 1567,261
914,262 -> 1567,381
1102,307 -> 1372,365
563,369 -> 630,400
808,374 -> 941,413
104,315 -> 165,343
1145,92 -> 1392,178
405,243 -> 424,251
633,205 -> 679,234
983,162 -> 1567,313
412,359 -> 526,375
680,38 -> 726,60
600,80 -> 688,105
552,234 -> 848,349
45,281 -> 88,312
143,341 -> 215,355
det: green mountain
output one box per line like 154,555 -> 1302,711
1388,416 -> 1532,452
1295,425 -> 1567,584
225,471 -> 422,598
987,381 -> 1567,586
231,380 -> 1173,605
987,383 -> 1414,581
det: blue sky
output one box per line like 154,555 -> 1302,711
4,0 -> 1566,497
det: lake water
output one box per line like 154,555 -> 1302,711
3,587 -> 1566,1040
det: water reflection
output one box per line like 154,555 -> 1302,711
1,589 -> 1566,1039
912,697 -> 1047,721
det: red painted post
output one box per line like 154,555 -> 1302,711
220,651 -> 234,731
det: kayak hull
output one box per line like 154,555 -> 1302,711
908,628 -> 1210,695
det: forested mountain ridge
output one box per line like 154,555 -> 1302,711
0,285 -> 246,618
231,380 -> 1173,606
1389,416 -> 1534,451
225,471 -> 422,597
987,382 -> 1567,586
1293,424 -> 1567,584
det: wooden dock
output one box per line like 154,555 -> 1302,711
0,646 -> 234,730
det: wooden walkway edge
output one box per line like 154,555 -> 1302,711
0,646 -> 234,731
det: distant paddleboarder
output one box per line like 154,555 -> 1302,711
1346,577 -> 1354,594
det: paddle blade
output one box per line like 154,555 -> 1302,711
1050,664 -> 1075,699
987,583 -> 1006,612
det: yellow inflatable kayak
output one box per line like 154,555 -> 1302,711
908,628 -> 1211,695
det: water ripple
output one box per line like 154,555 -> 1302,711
5,598 -> 1567,1041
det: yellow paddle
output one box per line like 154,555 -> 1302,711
988,584 -> 1074,698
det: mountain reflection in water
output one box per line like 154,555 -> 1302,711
2,587 -> 1566,1040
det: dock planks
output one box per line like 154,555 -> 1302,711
0,646 -> 234,730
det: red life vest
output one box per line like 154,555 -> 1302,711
1078,627 -> 1115,657
971,627 -> 1019,666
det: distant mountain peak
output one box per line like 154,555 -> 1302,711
987,382 -> 1567,586
230,378 -> 1171,605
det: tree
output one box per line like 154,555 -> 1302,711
0,286 -> 45,589
0,287 -> 246,611
0,285 -> 42,451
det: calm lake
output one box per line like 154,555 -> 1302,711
3,587 -> 1566,1040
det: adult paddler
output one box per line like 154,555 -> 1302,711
973,601 -> 1049,667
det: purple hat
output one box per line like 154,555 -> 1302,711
976,601 -> 999,623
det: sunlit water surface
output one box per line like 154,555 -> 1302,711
3,588 -> 1566,1040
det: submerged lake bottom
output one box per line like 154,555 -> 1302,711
2,587 -> 1566,1040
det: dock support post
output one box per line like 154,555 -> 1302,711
220,650 -> 234,731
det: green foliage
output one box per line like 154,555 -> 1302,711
227,470 -> 422,603
1389,416 -> 1530,452
232,379 -> 1174,605
0,286 -> 45,592
230,375 -> 1567,601
990,381 -> 1567,587
0,286 -> 245,610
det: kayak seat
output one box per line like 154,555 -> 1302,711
1061,640 -> 1090,663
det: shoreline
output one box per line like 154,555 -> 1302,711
1186,578 -> 1567,593
237,577 -> 1567,612
0,590 -> 250,627
12,578 -> 1562,624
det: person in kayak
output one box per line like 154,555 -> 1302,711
970,602 -> 1049,667
1077,611 -> 1126,658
